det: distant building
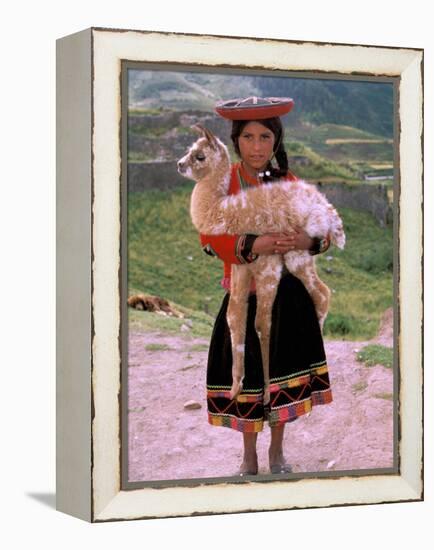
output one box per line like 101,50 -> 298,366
364,174 -> 393,181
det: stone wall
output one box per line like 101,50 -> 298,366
315,182 -> 393,227
128,161 -> 188,192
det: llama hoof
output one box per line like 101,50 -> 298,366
263,388 -> 271,406
230,381 -> 243,400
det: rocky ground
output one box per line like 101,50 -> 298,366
127,309 -> 394,482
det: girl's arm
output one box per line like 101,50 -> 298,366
199,233 -> 259,264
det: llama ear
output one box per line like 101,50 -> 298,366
193,124 -> 218,149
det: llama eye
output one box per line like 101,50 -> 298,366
195,153 -> 206,161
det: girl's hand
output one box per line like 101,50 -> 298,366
285,225 -> 314,251
251,227 -> 313,255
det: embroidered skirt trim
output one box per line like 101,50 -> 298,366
206,363 -> 332,433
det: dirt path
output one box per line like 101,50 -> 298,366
128,310 -> 394,482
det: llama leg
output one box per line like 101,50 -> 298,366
227,265 -> 252,400
252,257 -> 282,406
312,281 -> 331,330
295,268 -> 330,330
284,252 -> 331,331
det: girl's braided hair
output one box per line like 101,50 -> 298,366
230,117 -> 289,182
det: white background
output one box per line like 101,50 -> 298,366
2,0 -> 432,547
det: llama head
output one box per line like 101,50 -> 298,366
177,125 -> 230,183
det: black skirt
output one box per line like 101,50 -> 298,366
206,271 -> 333,432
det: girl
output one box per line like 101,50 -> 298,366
200,96 -> 333,476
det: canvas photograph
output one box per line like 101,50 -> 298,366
56,27 -> 422,522
122,64 -> 398,487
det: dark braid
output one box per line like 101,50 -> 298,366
230,117 -> 289,182
273,138 -> 289,177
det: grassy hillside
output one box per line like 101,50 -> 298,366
284,123 -> 394,181
129,70 -> 262,111
128,182 -> 223,314
128,184 -> 393,341
128,71 -> 394,138
128,112 -> 394,185
304,123 -> 393,163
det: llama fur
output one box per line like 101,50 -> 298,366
178,125 -> 345,404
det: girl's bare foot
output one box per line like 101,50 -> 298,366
239,432 -> 258,475
239,454 -> 258,476
269,450 -> 292,474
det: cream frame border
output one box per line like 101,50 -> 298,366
83,27 -> 422,522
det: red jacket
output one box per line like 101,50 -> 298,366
199,162 -> 298,290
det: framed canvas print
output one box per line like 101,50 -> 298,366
56,27 -> 423,522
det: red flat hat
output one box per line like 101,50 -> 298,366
215,96 -> 294,120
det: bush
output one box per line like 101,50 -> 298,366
324,313 -> 356,336
339,207 -> 393,275
286,141 -> 305,153
354,243 -> 393,274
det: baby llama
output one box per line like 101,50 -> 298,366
178,125 -> 345,404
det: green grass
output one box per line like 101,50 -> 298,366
144,343 -> 172,351
352,381 -> 368,393
128,184 -> 226,318
188,343 -> 210,352
180,363 -> 202,371
373,393 -> 394,400
320,205 -> 393,339
128,406 -> 147,413
128,186 -> 393,341
128,303 -> 214,340
356,344 -> 393,368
